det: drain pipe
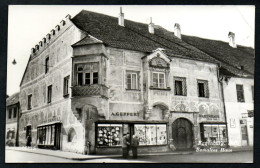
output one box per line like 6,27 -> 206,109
217,64 -> 230,148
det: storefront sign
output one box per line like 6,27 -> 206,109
42,116 -> 61,124
111,112 -> 140,117
199,114 -> 219,120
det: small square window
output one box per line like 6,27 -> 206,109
174,77 -> 187,96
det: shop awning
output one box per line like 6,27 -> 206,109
96,120 -> 168,124
37,121 -> 62,127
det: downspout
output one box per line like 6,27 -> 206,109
217,65 -> 229,147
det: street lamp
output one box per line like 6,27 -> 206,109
12,59 -> 17,65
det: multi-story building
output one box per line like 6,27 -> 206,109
6,92 -> 20,146
182,32 -> 254,147
19,9 -> 251,154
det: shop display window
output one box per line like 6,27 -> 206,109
97,124 -> 122,147
134,124 -> 167,146
37,124 -> 57,145
201,124 -> 227,143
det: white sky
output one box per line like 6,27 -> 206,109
7,5 -> 255,96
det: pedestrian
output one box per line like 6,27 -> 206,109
26,134 -> 32,148
132,134 -> 139,159
122,134 -> 130,158
126,132 -> 131,155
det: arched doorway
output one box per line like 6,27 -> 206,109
172,118 -> 193,150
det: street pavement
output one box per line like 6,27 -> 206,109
5,149 -> 253,163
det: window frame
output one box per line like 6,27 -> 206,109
126,71 -> 139,90
8,109 -> 12,119
63,75 -> 70,97
76,63 -> 99,86
28,94 -> 32,110
47,85 -> 52,103
45,57 -> 49,74
152,72 -> 166,89
197,80 -> 209,98
236,84 -> 245,102
174,77 -> 187,96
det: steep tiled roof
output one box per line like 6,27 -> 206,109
71,10 -> 218,64
6,92 -> 19,107
182,35 -> 254,78
71,10 -> 254,78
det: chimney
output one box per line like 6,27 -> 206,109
174,23 -> 181,39
148,17 -> 154,34
228,32 -> 237,48
118,7 -> 124,27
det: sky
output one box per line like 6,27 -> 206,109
7,5 -> 255,96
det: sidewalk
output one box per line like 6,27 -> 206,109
6,146 -> 193,160
230,146 -> 253,152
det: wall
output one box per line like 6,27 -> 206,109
223,77 -> 254,146
19,17 -> 86,153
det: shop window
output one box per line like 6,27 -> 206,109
174,77 -> 187,96
197,80 -> 209,98
200,124 -> 227,143
236,84 -> 245,102
63,75 -> 70,97
153,72 -> 165,89
28,94 -> 32,110
8,109 -> 12,119
68,128 -> 77,142
97,124 -> 122,147
134,124 -> 167,146
45,57 -> 49,73
47,85 -> 52,103
13,107 -> 17,118
126,71 -> 139,90
76,63 -> 99,85
37,125 -> 56,145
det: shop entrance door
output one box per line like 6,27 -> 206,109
172,118 -> 193,150
54,124 -> 61,150
26,125 -> 31,138
240,120 -> 248,146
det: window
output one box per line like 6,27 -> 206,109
236,84 -> 245,102
8,109 -> 12,119
63,76 -> 70,96
252,85 -> 254,101
45,57 -> 49,73
97,124 -> 122,147
13,107 -> 17,118
153,72 -> 165,88
47,85 -> 52,103
134,124 -> 167,146
197,80 -> 209,98
200,124 -> 227,144
126,71 -> 138,90
76,63 -> 99,85
174,77 -> 187,96
28,94 -> 32,110
37,125 -> 56,145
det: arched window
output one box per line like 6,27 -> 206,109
68,128 -> 77,142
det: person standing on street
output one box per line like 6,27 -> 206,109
26,133 -> 32,148
122,134 -> 130,158
132,134 -> 139,159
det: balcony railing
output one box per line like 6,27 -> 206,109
72,84 -> 108,98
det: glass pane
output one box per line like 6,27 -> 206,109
134,124 -> 147,146
145,125 -> 157,145
198,83 -> 205,97
153,73 -> 158,88
97,124 -> 122,147
51,125 -> 55,145
159,74 -> 165,88
78,73 -> 83,86
218,125 -> 227,142
93,72 -> 98,84
156,125 -> 167,145
132,74 -> 137,89
175,81 -> 183,95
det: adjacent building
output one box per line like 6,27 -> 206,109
17,9 -> 253,154
182,32 -> 254,147
6,92 -> 20,146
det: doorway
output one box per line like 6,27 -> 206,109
240,119 -> 248,146
172,118 -> 193,150
26,125 -> 31,138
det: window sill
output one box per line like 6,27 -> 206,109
175,94 -> 187,96
149,87 -> 171,91
125,89 -> 141,91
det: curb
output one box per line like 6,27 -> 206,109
6,148 -> 193,160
